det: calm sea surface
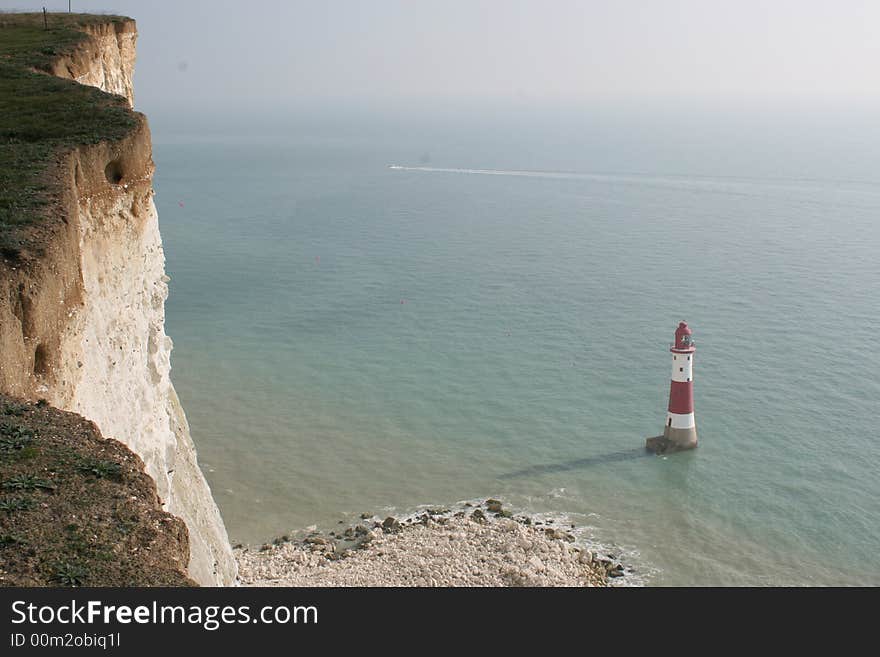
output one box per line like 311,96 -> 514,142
152,111 -> 880,585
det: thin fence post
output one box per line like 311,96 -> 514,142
43,7 -> 48,30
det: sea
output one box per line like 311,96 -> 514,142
150,105 -> 880,586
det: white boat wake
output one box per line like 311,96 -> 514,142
387,164 -> 592,180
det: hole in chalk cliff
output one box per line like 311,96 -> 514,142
33,344 -> 49,376
104,159 -> 124,185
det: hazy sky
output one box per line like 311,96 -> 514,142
4,0 -> 879,114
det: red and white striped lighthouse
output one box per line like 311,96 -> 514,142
646,321 -> 698,453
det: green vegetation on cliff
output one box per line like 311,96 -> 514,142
0,395 -> 194,586
0,13 -> 135,259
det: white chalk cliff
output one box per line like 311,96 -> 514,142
0,19 -> 236,585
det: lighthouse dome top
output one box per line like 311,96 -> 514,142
671,321 -> 696,353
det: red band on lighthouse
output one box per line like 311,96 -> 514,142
668,381 -> 694,414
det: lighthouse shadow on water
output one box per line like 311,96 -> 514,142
499,447 -> 652,479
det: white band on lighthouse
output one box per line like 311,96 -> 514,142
670,353 -> 693,382
666,412 -> 695,429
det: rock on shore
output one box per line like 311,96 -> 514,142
235,501 -> 628,587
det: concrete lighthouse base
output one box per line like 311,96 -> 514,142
646,426 -> 698,454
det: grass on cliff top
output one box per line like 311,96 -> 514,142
0,13 -> 136,260
0,395 -> 195,586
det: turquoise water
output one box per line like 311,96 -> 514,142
153,113 -> 880,585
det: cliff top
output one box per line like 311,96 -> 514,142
0,394 -> 195,586
0,13 -> 137,262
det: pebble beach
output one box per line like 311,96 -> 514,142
235,500 -> 630,587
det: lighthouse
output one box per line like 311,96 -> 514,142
646,321 -> 698,453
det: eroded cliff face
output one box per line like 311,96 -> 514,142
48,20 -> 137,106
0,20 -> 236,585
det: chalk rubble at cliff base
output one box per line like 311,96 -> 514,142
235,501 -> 628,587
